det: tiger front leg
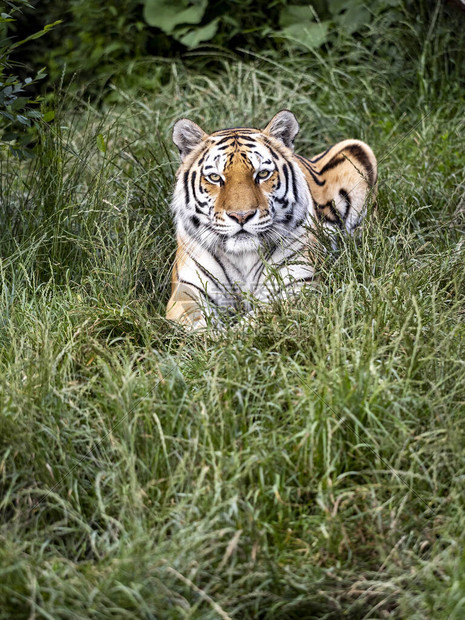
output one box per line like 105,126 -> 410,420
166,278 -> 218,330
166,295 -> 207,330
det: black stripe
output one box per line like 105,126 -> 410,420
214,255 -> 234,288
297,155 -> 323,176
178,279 -> 219,307
345,144 -> 376,186
213,128 -> 255,136
234,134 -> 258,141
251,261 -> 267,285
261,137 -> 281,161
328,204 -> 345,229
213,133 -> 256,146
319,156 -> 345,175
250,245 -> 275,281
296,154 -> 312,171
185,248 -> 229,295
339,188 -> 351,220
189,254 -> 221,288
196,146 -> 208,166
183,171 -> 190,204
282,163 -> 290,196
186,249 -> 232,295
249,256 -> 266,282
284,275 -> 315,288
317,144 -> 375,186
296,154 -> 326,187
275,197 -> 289,209
269,147 -> 280,161
246,255 -> 263,279
274,249 -> 300,269
308,170 -> 326,186
310,146 -> 333,163
289,163 -> 299,203
314,200 -> 343,228
214,135 -> 236,146
191,170 -> 208,209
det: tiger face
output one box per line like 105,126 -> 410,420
171,111 -> 313,254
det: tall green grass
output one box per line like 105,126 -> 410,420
1,6 -> 465,618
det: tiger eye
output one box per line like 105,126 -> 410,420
257,170 -> 271,179
207,173 -> 221,183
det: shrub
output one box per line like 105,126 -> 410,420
0,0 -> 59,158
13,0 -> 410,92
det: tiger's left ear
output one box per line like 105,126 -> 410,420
263,110 -> 299,150
173,118 -> 207,161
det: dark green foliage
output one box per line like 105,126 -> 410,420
141,0 -> 406,51
13,0 -> 172,90
14,0 -> 465,95
0,0 -> 59,157
38,0 -> 150,83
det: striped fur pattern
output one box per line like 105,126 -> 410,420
166,110 -> 377,329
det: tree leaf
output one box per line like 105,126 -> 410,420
16,115 -> 31,126
279,21 -> 329,50
1,131 -> 17,142
43,110 -> 55,122
0,111 -> 15,122
178,18 -> 219,48
327,0 -> 347,16
11,96 -> 29,112
335,4 -> 371,35
279,5 -> 315,28
143,0 -> 208,35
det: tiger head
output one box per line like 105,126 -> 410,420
171,110 -> 313,254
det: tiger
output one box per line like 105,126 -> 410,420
166,110 -> 377,329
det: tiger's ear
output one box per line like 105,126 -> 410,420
263,110 -> 299,150
172,118 -> 207,161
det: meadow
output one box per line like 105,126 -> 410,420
1,5 -> 465,618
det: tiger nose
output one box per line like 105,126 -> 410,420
228,209 -> 257,224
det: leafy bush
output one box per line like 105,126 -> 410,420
9,0 -> 465,103
142,0 -> 404,50
14,0 -> 409,93
0,0 -> 59,158
14,0 -> 158,87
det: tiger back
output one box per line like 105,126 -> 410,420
166,110 -> 377,329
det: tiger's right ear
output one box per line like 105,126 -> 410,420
172,119 -> 207,161
263,110 -> 299,150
